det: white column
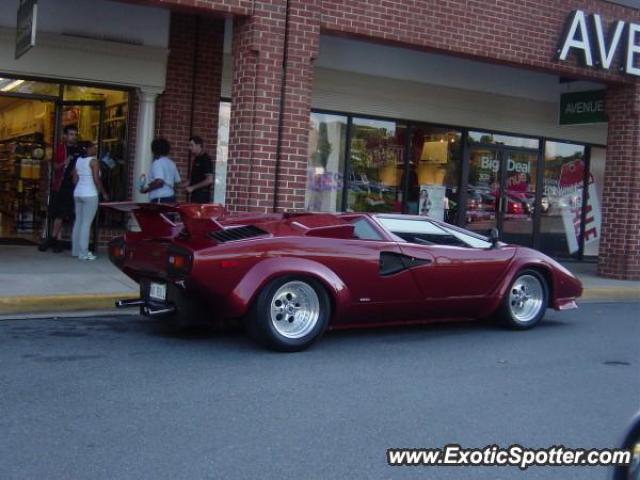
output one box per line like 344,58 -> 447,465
132,88 -> 161,202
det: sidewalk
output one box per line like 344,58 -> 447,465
562,261 -> 640,301
0,245 -> 637,317
0,245 -> 137,316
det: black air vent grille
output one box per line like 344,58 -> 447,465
209,225 -> 268,243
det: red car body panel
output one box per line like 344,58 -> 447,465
105,203 -> 582,328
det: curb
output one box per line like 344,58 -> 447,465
579,287 -> 639,302
0,293 -> 138,315
0,287 -> 637,317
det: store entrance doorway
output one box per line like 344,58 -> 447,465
465,147 -> 538,247
48,101 -> 105,248
0,77 -> 131,246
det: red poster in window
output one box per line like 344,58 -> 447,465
559,159 -> 584,192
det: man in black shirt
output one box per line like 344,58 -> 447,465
39,125 -> 81,252
184,136 -> 214,204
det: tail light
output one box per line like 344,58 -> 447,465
167,246 -> 193,275
511,202 -> 523,214
108,238 -> 126,264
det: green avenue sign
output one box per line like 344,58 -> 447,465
559,90 -> 606,125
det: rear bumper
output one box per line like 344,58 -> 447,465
116,278 -> 201,322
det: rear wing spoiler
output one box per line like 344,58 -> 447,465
102,202 -> 225,238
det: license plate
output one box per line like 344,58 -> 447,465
149,283 -> 167,301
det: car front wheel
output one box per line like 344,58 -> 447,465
496,269 -> 548,329
247,276 -> 330,352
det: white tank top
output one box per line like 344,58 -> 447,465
74,156 -> 98,197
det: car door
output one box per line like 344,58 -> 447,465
318,216 -> 424,325
377,217 -> 516,317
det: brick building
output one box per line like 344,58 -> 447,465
0,0 -> 639,279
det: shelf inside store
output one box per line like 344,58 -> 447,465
91,117 -> 126,127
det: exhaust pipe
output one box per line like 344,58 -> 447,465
115,298 -> 145,308
142,305 -> 176,317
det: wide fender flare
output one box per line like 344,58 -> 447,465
492,258 -> 555,307
226,257 -> 351,320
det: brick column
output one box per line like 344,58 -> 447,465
227,0 -> 319,213
274,0 -> 321,211
598,83 -> 640,280
155,12 -> 224,198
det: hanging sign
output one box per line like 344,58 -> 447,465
559,90 -> 607,125
15,0 -> 38,60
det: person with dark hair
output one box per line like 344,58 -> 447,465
140,138 -> 181,203
71,142 -> 109,261
184,135 -> 214,203
39,125 -> 81,252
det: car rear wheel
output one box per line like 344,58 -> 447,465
496,269 -> 548,329
247,276 -> 330,352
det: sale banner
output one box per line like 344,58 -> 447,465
558,160 -> 601,254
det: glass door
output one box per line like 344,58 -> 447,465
501,150 -> 537,247
465,147 -> 500,234
465,147 -> 537,246
58,101 -> 105,150
52,101 -> 105,247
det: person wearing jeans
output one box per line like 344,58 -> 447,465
72,143 -> 108,261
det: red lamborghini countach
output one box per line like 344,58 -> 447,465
107,203 -> 582,352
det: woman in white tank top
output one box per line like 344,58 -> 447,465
71,142 -> 108,261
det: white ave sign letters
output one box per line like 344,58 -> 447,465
557,9 -> 640,77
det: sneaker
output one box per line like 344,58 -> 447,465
79,252 -> 97,261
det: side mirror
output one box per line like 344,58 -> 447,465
489,228 -> 500,248
488,228 -> 500,249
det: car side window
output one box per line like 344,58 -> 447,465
378,218 -> 470,248
351,217 -> 384,241
439,225 -> 492,249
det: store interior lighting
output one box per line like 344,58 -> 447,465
0,79 -> 25,92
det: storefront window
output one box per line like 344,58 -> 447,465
214,101 -> 230,205
540,141 -> 586,257
347,118 -> 406,213
583,147 -> 605,257
469,131 -> 539,150
406,125 -> 461,223
306,113 -> 347,212
0,78 -> 60,97
0,98 -> 54,240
